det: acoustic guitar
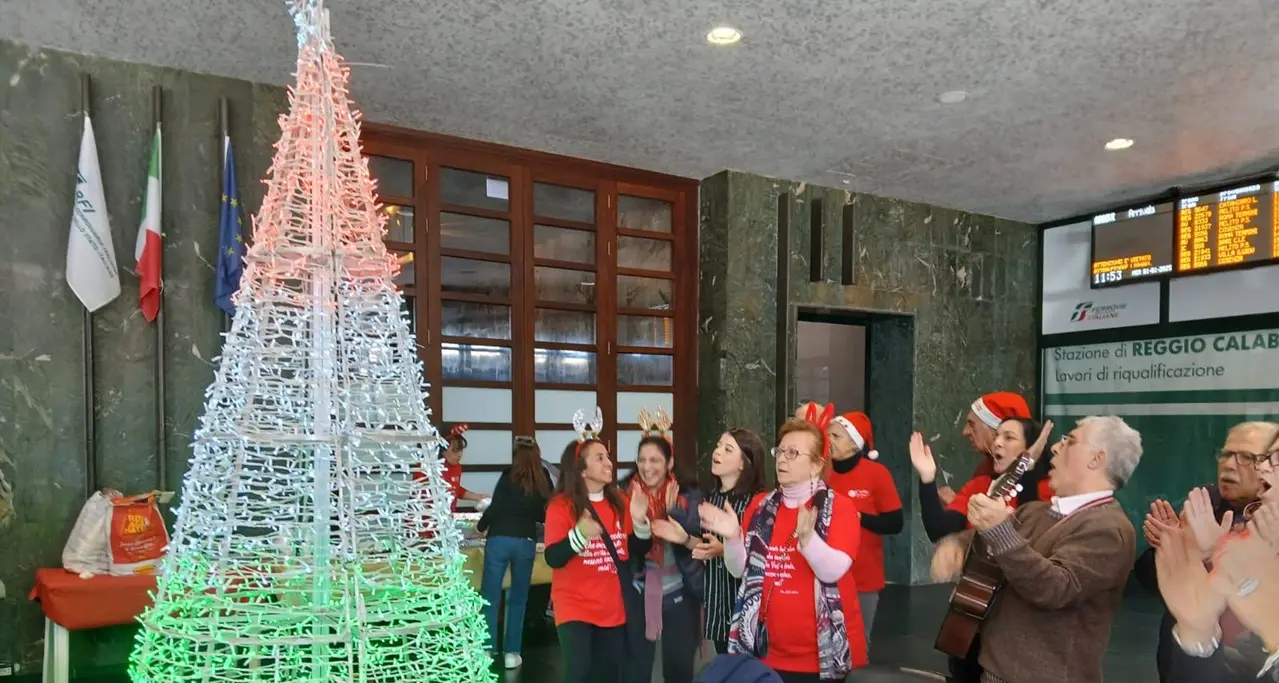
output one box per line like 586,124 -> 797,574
934,453 -> 1035,659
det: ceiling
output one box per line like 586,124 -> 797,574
4,0 -> 1279,223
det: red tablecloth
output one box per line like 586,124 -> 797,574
28,568 -> 157,630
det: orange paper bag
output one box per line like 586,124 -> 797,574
107,492 -> 169,576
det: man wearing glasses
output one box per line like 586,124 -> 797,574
1133,421 -> 1279,683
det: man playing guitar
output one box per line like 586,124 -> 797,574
966,416 -> 1142,683
909,393 -> 1047,683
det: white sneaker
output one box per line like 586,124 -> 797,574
503,653 -> 522,669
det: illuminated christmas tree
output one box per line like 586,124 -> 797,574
128,2 -> 494,681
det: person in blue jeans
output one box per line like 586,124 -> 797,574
477,436 -> 552,669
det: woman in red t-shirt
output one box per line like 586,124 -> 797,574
412,425 -> 489,513
824,411 -> 902,645
544,437 -> 652,683
700,410 -> 869,683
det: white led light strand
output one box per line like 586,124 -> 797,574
128,2 -> 495,681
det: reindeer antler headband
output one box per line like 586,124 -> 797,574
637,407 -> 673,442
572,407 -> 604,461
804,402 -> 836,460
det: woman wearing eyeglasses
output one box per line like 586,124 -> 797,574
477,436 -> 552,670
700,407 -> 868,683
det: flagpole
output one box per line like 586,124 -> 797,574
219,97 -> 230,333
80,72 -> 97,498
153,84 -> 168,492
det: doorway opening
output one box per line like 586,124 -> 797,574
791,307 -> 915,584
795,319 -> 867,413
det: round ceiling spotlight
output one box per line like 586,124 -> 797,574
937,90 -> 968,104
1105,138 -> 1134,150
706,26 -> 743,46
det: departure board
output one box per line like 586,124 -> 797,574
1089,202 -> 1175,287
1176,183 -> 1279,273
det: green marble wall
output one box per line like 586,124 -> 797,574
697,171 -> 1040,584
0,40 -> 287,675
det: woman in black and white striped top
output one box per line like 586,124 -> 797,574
692,427 -> 769,653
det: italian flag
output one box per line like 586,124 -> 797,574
135,124 -> 162,322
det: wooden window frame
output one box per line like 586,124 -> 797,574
361,124 -> 699,476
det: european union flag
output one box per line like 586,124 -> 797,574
214,136 -> 245,316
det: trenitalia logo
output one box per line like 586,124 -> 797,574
1070,301 -> 1126,323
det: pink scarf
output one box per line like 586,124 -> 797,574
644,561 -> 681,640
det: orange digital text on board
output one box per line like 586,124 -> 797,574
1177,203 -> 1213,271
1092,253 -> 1153,275
1273,189 -> 1279,259
1215,194 -> 1261,266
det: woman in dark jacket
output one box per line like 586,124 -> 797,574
477,436 -> 552,670
694,427 -> 769,654
620,431 -> 704,683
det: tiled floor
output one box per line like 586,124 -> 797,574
67,581 -> 1164,682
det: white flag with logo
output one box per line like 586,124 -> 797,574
66,114 -> 121,312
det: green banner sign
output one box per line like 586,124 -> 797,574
1042,328 -> 1279,549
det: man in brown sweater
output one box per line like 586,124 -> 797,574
967,415 -> 1142,683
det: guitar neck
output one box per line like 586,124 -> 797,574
989,455 -> 1032,499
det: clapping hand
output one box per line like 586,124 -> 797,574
1183,487 -> 1232,558
1143,499 -> 1179,549
795,504 -> 818,544
575,510 -> 603,541
1156,523 -> 1227,644
1250,499 -> 1279,552
692,533 -> 724,560
651,518 -> 689,545
629,481 -> 650,527
930,534 -> 967,582
664,480 -> 680,512
1209,516 -> 1279,649
700,501 -> 742,540
909,432 -> 938,484
1027,420 -> 1055,460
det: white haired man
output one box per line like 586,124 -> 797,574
966,416 -> 1143,683
1135,421 -> 1279,683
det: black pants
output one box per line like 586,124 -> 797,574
626,595 -> 700,683
558,621 -> 626,683
1156,612 -> 1174,683
947,633 -> 984,683
712,638 -> 729,655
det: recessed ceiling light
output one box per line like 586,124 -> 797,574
938,90 -> 968,104
1105,138 -> 1134,151
706,26 -> 743,46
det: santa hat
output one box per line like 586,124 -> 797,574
970,392 -> 1031,430
832,411 -> 878,460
